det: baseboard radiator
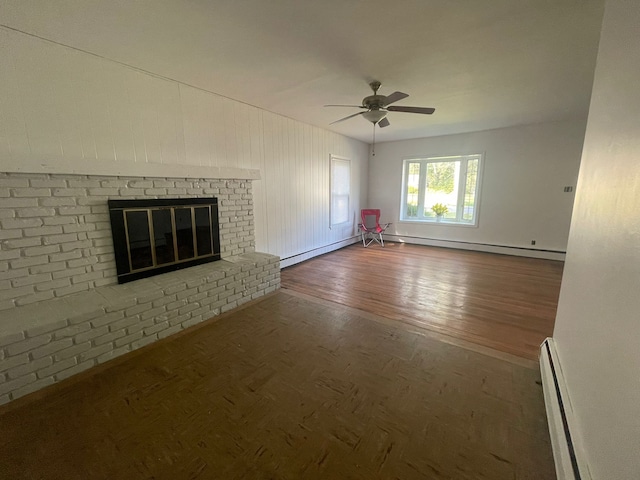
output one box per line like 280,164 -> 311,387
539,338 -> 591,480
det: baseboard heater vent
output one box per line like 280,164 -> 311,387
539,338 -> 591,480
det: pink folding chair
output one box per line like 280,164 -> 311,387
359,209 -> 391,247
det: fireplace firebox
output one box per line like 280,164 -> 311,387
108,198 -> 221,284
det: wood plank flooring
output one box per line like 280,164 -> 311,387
281,243 -> 564,360
0,291 -> 555,479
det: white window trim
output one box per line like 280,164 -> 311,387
330,155 -> 351,228
399,153 -> 484,226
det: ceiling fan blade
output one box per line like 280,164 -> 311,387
387,106 -> 435,114
378,117 -> 390,128
324,104 -> 366,108
383,91 -> 409,106
330,111 -> 365,125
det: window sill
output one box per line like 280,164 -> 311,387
398,219 -> 478,228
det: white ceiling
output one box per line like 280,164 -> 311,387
0,0 -> 604,144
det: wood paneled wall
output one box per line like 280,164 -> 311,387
0,27 -> 369,263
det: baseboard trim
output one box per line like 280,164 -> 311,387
540,338 -> 591,480
386,235 -> 566,261
280,236 -> 360,268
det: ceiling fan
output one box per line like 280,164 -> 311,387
326,81 -> 435,128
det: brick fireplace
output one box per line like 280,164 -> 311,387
0,172 -> 280,404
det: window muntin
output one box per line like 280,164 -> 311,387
401,154 -> 482,225
330,156 -> 350,226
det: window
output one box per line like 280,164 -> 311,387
330,155 -> 351,226
400,154 -> 482,225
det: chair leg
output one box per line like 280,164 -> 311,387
379,233 -> 384,247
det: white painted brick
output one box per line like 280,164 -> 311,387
11,273 -> 52,287
126,317 -> 155,335
7,356 -> 53,380
97,345 -> 131,364
1,218 -> 43,229
90,311 -> 125,328
114,331 -> 143,347
158,325 -> 182,339
30,262 -> 67,275
37,357 -> 77,378
108,316 -> 139,332
31,338 -> 73,359
93,329 -> 126,346
5,334 -> 51,356
56,360 -> 96,381
17,207 -> 55,217
71,271 -> 104,284
49,251 -> 82,262
60,239 -> 92,251
11,376 -> 56,400
131,332 -> 160,350
35,278 -> 71,292
178,304 -> 199,315
30,179 -> 67,188
137,291 -> 165,304
24,245 -> 60,257
40,197 -> 77,207
53,323 -> 91,340
54,283 -> 90,297
57,206 -> 91,216
128,180 -> 153,188
67,179 -> 100,188
25,319 -> 68,338
164,283 -> 187,295
0,353 -> 29,372
176,288 -> 198,301
42,233 -> 79,244
42,215 -> 77,224
12,187 -> 51,197
144,188 -> 167,195
0,229 -> 22,240
0,374 -> 37,397
139,306 -> 167,321
0,251 -> 20,262
24,226 -> 64,238
0,178 -> 29,188
151,294 -> 177,308
144,321 -> 169,336
78,343 -> 113,362
52,188 -> 86,197
74,326 -> 108,343
181,317 -> 202,329
53,267 -> 86,279
63,223 -> 96,234
14,291 -> 56,306
0,267 -> 29,280
3,198 -> 40,209
54,342 -> 91,361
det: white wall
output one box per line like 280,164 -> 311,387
552,1 -> 640,478
368,120 -> 586,254
0,27 -> 369,264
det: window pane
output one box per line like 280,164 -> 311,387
406,162 -> 420,217
463,158 -> 479,222
126,210 -> 153,270
423,161 -> 458,218
331,157 -> 350,225
195,207 -> 213,256
152,209 -> 175,265
175,208 -> 195,260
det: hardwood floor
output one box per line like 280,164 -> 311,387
0,291 -> 555,479
281,243 -> 564,361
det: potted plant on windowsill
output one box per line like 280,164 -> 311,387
432,203 -> 448,222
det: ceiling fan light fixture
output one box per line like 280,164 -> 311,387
362,110 -> 388,124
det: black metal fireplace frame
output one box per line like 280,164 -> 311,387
108,197 -> 221,284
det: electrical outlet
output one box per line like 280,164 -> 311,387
531,240 -> 536,245
564,186 -> 574,193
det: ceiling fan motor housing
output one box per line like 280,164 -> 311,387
362,95 -> 386,110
